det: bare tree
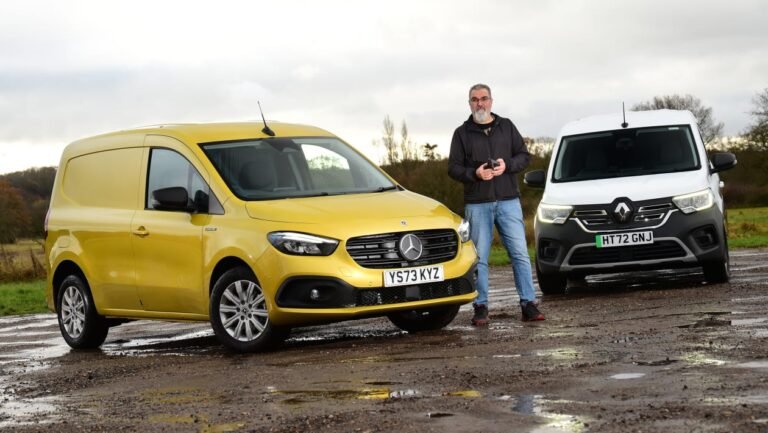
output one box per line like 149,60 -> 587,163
745,88 -> 768,150
399,121 -> 414,161
381,115 -> 398,165
632,94 -> 724,144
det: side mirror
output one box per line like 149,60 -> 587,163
710,152 -> 737,174
523,169 -> 546,188
152,187 -> 191,212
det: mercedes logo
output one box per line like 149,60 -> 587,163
398,233 -> 423,261
613,201 -> 632,223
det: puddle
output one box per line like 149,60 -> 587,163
678,316 -> 731,328
0,396 -> 58,428
506,395 -> 586,433
444,390 -> 481,398
142,387 -> 220,405
270,386 -> 487,403
743,395 -> 768,404
682,352 -> 728,366
0,314 -> 56,326
731,318 -> 768,326
530,348 -> 580,360
734,361 -> 768,369
272,387 -> 409,403
201,423 -> 246,433
634,358 -> 676,366
610,373 -> 646,380
426,412 -> 454,418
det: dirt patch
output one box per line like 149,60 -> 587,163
2,249 -> 768,432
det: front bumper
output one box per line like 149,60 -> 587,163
259,239 -> 478,326
535,203 -> 727,276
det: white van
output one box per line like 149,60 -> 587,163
524,109 -> 737,294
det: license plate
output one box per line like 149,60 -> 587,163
383,265 -> 444,287
596,231 -> 654,248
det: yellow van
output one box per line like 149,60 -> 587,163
45,122 -> 477,352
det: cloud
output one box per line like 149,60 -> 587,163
0,0 -> 767,173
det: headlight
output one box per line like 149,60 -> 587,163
672,189 -> 714,214
537,203 -> 573,224
458,218 -> 471,242
268,232 -> 339,256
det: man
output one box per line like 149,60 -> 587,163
448,83 -> 545,326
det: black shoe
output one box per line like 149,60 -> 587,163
521,301 -> 545,322
471,304 -> 489,326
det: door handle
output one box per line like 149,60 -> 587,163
132,227 -> 149,237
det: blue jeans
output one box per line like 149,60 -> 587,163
465,198 -> 537,307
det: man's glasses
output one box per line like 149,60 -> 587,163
469,96 -> 491,103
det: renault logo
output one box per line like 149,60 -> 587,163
398,234 -> 423,261
614,202 -> 632,223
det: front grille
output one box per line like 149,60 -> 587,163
346,229 -> 458,269
568,240 -> 687,266
356,277 -> 473,306
573,200 -> 674,229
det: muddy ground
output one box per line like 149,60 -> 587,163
2,249 -> 768,433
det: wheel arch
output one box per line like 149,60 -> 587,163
209,256 -> 256,296
51,260 -> 87,312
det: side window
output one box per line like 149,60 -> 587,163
146,148 -> 209,210
302,144 -> 355,189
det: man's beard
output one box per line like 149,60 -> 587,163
472,108 -> 489,123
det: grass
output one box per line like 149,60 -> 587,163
0,279 -> 47,316
728,207 -> 768,248
1,207 -> 768,316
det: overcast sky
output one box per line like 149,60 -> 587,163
1,0 -> 766,174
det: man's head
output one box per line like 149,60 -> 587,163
468,83 -> 493,124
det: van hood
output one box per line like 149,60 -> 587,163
541,171 -> 709,205
244,190 -> 450,223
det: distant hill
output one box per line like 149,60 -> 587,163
0,167 -> 56,241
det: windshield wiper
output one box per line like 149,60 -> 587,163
372,185 -> 399,192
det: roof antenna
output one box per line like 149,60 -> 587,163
258,101 -> 275,136
621,102 -> 629,128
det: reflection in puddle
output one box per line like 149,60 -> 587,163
530,348 -> 580,360
507,394 -> 585,433
270,386 -> 488,403
682,352 -> 728,366
0,396 -> 58,428
272,387 -> 414,403
444,390 -> 481,398
610,373 -> 646,380
735,361 -> 768,369
142,387 -> 220,405
731,317 -> 768,326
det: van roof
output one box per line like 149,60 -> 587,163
117,121 -> 333,142
66,121 -> 337,154
558,109 -> 698,137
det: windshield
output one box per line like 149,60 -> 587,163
552,125 -> 701,182
200,137 -> 396,200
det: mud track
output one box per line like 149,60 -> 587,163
2,249 -> 768,432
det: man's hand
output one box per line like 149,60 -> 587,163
475,163 -> 494,181
491,158 -> 505,176
475,159 -> 504,181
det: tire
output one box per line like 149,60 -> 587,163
535,259 -> 567,295
56,275 -> 109,349
209,267 -> 289,353
703,228 -> 730,284
387,304 -> 460,333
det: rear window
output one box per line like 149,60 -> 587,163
552,125 -> 700,182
